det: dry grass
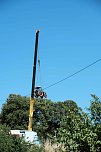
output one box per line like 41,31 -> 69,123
43,140 -> 65,152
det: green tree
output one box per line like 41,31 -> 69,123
56,95 -> 101,152
2,93 -> 101,151
0,94 -> 62,139
88,94 -> 101,152
89,94 -> 101,125
57,109 -> 97,152
0,94 -> 80,142
0,124 -> 29,152
34,99 -> 79,141
1,94 -> 29,130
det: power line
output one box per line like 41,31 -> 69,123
0,59 -> 100,101
43,59 -> 101,90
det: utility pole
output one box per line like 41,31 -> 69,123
28,30 -> 40,131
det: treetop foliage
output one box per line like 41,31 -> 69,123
0,94 -> 101,152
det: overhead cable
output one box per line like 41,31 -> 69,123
43,59 -> 101,90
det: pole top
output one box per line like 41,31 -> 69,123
36,30 -> 40,33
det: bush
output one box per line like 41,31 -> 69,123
0,125 -> 29,152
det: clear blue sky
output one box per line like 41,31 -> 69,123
0,0 -> 101,111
